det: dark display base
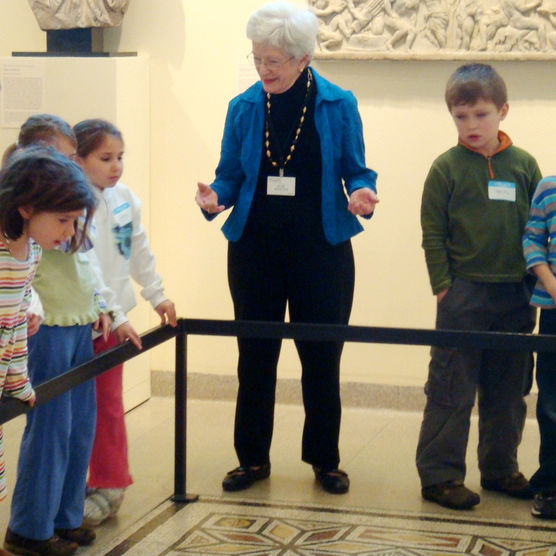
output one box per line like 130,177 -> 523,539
12,51 -> 137,57
12,27 -> 136,57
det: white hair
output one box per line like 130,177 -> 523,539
246,1 -> 319,60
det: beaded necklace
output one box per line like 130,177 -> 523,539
264,68 -> 313,177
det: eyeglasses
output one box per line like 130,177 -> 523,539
247,52 -> 294,70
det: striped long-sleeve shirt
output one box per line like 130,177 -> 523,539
523,176 -> 556,307
0,237 -> 41,499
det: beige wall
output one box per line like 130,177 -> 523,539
2,1 -> 555,387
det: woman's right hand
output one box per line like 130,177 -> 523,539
196,182 -> 225,214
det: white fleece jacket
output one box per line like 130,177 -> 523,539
88,182 -> 167,331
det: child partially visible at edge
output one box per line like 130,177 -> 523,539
0,146 -> 94,498
73,118 -> 177,528
417,63 -> 541,511
523,173 -> 556,519
4,114 -> 109,556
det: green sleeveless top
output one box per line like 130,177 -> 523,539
33,249 -> 103,326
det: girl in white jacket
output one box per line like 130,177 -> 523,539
74,119 -> 177,527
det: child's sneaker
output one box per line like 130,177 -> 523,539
83,488 -> 125,527
481,471 -> 533,499
422,480 -> 480,510
83,491 -> 111,527
97,488 -> 125,515
531,491 -> 556,519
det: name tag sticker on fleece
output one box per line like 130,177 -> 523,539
488,180 -> 516,202
112,202 -> 131,227
267,176 -> 295,196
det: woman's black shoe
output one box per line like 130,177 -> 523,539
313,467 -> 350,494
222,463 -> 271,492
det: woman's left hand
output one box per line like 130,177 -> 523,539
348,187 -> 379,216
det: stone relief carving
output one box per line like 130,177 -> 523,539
28,0 -> 130,30
309,0 -> 556,58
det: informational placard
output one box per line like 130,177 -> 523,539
0,59 -> 45,128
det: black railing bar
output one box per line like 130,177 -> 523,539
174,331 -> 186,500
0,324 -> 179,425
173,331 -> 199,504
183,319 -> 556,352
4,318 -> 556,425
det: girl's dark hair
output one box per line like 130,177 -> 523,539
74,119 -> 123,158
0,146 -> 96,252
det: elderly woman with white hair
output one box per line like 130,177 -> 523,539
196,1 -> 378,495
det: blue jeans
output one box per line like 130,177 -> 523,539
9,324 -> 96,540
530,309 -> 556,494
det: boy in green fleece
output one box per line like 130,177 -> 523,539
416,63 -> 541,510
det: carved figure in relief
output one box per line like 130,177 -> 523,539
316,22 -> 345,51
471,6 -> 506,50
383,0 -> 419,50
311,0 -> 556,54
538,0 -> 556,47
27,0 -> 129,30
422,0 -> 450,48
495,0 -> 546,48
345,0 -> 385,35
455,0 -> 483,49
313,0 -> 354,38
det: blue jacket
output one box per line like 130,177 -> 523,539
206,67 -> 377,245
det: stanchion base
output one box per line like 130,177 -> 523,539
171,493 -> 199,504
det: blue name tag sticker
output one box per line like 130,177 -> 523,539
488,180 -> 516,202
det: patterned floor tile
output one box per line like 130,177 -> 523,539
95,497 -> 556,556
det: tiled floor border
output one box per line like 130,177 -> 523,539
99,495 -> 556,555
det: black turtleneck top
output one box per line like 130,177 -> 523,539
245,67 -> 323,238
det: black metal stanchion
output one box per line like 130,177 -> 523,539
172,328 -> 198,503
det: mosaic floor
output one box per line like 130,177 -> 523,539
93,496 -> 556,555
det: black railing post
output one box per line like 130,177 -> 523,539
172,324 -> 198,503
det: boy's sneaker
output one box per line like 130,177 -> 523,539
481,472 -> 533,499
531,492 -> 556,519
422,480 -> 480,510
4,527 -> 78,556
83,488 -> 125,527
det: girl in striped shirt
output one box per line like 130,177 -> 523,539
0,146 -> 96,509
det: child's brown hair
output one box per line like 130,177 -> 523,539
445,64 -> 507,110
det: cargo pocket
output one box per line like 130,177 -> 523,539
425,346 -> 457,408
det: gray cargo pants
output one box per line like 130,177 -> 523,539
416,278 -> 535,488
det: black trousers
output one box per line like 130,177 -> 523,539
227,230 -> 354,469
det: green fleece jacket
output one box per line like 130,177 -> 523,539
421,132 -> 541,294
